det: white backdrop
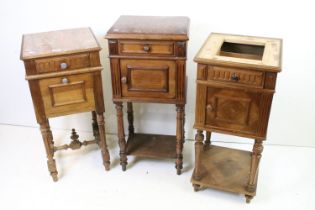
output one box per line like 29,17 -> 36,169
0,0 -> 314,147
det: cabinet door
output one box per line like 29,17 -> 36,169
205,86 -> 261,135
120,59 -> 176,99
39,73 -> 95,117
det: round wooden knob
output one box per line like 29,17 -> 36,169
61,77 -> 69,84
143,45 -> 150,52
60,62 -> 68,70
121,77 -> 127,84
207,104 -> 213,111
231,73 -> 239,81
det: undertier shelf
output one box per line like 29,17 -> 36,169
126,133 -> 177,159
191,145 -> 257,196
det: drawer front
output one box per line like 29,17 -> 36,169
118,40 -> 174,56
203,86 -> 262,135
207,66 -> 264,88
39,73 -> 95,117
120,59 -> 176,99
35,53 -> 90,73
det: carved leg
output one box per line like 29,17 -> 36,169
204,131 -> 211,150
245,195 -> 253,203
40,120 -> 58,182
127,102 -> 134,137
115,102 -> 128,171
92,111 -> 99,143
175,104 -> 185,175
96,113 -> 110,171
247,139 -> 264,193
193,130 -> 204,180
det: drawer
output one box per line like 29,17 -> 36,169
207,66 -> 264,88
120,59 -> 176,99
118,40 -> 174,56
35,53 -> 90,73
39,73 -> 95,117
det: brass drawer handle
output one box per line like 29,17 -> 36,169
121,77 -> 127,84
143,45 -> 150,52
231,73 -> 239,81
60,62 -> 68,70
61,77 -> 69,84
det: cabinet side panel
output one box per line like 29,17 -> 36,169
256,93 -> 274,139
93,71 -> 105,113
176,60 -> 186,103
28,80 -> 46,123
194,84 -> 207,126
109,58 -> 122,98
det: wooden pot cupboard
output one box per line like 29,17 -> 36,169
105,16 -> 189,174
20,28 -> 110,181
20,22 -> 282,204
192,33 -> 282,203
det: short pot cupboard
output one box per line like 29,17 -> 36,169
105,16 -> 189,174
192,33 -> 282,202
21,28 -> 110,181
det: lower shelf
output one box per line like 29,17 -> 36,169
191,145 -> 257,196
126,133 -> 177,159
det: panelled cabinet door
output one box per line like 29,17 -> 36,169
39,73 -> 95,117
204,86 -> 262,135
120,59 -> 176,99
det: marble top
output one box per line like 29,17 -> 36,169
21,27 -> 101,60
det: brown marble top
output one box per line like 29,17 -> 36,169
21,27 -> 101,60
105,16 -> 190,40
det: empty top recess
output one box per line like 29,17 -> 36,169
194,33 -> 282,72
219,41 -> 265,60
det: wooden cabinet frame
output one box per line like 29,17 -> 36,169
21,28 -> 110,181
105,16 -> 189,175
192,33 -> 282,203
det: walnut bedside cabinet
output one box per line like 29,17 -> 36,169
105,16 -> 189,174
20,28 -> 110,182
192,33 -> 282,202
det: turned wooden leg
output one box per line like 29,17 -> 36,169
193,184 -> 201,192
204,131 -> 211,150
92,111 -> 100,142
115,102 -> 128,171
40,120 -> 58,182
96,113 -> 110,171
245,195 -> 253,203
127,102 -> 134,137
194,130 -> 204,180
182,106 -> 186,144
247,139 -> 264,193
175,104 -> 185,175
